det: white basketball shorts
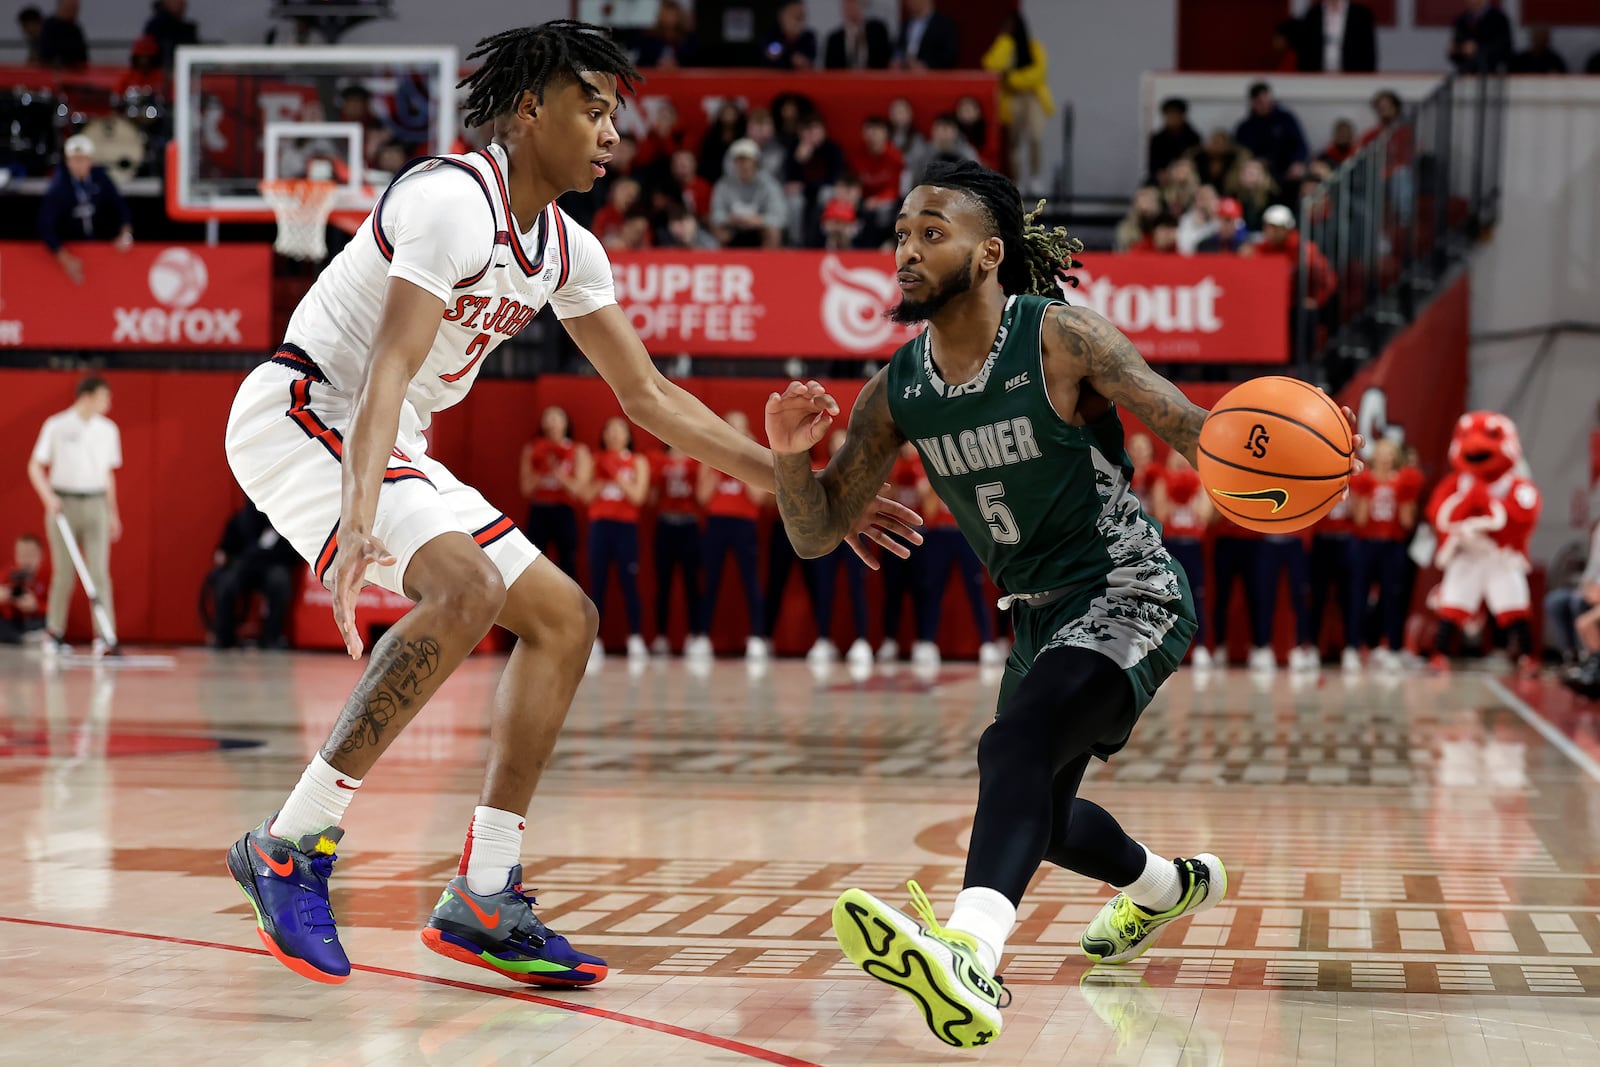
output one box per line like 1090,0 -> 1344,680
1437,550 -> 1530,618
225,358 -> 539,597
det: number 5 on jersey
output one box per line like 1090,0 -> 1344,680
976,482 -> 1020,544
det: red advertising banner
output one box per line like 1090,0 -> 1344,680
0,242 -> 272,350
609,250 -> 1292,363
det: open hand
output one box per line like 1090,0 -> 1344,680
844,488 -> 924,570
329,528 -> 396,658
765,380 -> 839,455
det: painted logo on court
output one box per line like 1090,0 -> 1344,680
819,255 -> 900,352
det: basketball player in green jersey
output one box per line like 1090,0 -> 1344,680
767,159 -> 1360,1048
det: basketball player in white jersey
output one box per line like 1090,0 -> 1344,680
224,20 -> 922,987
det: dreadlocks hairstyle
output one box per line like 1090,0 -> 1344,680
458,20 -> 642,130
916,159 -> 1085,293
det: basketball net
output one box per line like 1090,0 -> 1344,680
260,177 -> 338,261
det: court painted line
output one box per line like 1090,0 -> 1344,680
1484,677 -> 1600,784
0,915 -> 823,1067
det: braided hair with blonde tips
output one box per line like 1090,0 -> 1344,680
916,159 -> 1085,294
458,20 -> 641,130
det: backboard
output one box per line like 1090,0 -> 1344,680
170,44 -> 458,223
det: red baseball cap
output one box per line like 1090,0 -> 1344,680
1217,197 -> 1244,220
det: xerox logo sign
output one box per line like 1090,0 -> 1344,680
113,248 -> 243,344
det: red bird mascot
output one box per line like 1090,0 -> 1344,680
1424,412 -> 1542,670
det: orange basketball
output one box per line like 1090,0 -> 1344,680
1196,375 -> 1352,533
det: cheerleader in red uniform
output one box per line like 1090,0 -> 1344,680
1152,449 -> 1214,668
584,417 -> 651,665
649,443 -> 704,657
518,405 -> 589,578
1349,438 -> 1423,671
697,411 -> 769,663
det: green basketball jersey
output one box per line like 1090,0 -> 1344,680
885,293 -> 1168,595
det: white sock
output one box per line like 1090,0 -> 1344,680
270,754 -> 360,841
461,806 -> 525,895
946,887 -> 1015,975
1118,844 -> 1183,912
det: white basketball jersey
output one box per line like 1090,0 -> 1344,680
280,143 -> 614,428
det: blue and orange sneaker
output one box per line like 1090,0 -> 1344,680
421,865 -> 607,987
226,816 -> 350,984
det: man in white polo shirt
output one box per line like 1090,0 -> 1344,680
27,375 -> 122,655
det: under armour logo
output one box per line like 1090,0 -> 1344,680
1245,423 -> 1270,459
904,383 -> 923,399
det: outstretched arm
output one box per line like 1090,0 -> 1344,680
768,373 -> 907,558
1045,304 -> 1209,465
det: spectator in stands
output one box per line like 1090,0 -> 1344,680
1133,213 -> 1181,254
0,534 -> 46,644
1510,25 -> 1567,74
661,148 -> 712,222
649,443 -> 705,657
1243,204 -> 1336,308
1148,98 -> 1201,183
337,83 -> 377,128
1235,81 -> 1308,189
785,114 -> 846,244
1450,0 -> 1513,73
566,132 -> 636,228
1177,184 -> 1223,255
28,375 -> 121,657
519,405 -> 587,580
143,0 -> 198,71
116,35 -> 169,101
1347,438 -> 1422,672
698,100 -> 746,183
662,205 -> 719,250
1319,118 -> 1358,167
805,433 -> 874,669
764,1 -> 818,70
982,11 -> 1052,196
854,116 -> 905,216
1152,451 -> 1214,669
208,499 -> 297,650
1272,17 -> 1304,71
1297,0 -> 1377,73
584,417 -> 650,666
905,113 -> 977,185
1114,185 -> 1163,252
771,92 -> 817,148
1233,158 -> 1280,233
634,0 -> 700,68
825,0 -> 890,70
878,443 -> 930,664
820,176 -> 864,250
698,411 -> 769,664
917,462 -> 1004,671
635,100 -> 686,177
1160,156 -> 1200,216
591,177 -> 645,249
367,139 -> 408,184
1197,196 -> 1248,252
886,97 -> 926,162
712,138 -> 787,247
1192,127 -> 1249,198
954,96 -> 989,159
744,108 -> 790,182
37,0 -> 86,68
1308,496 -> 1356,671
894,0 -> 959,70
17,6 -> 43,65
39,136 -> 132,285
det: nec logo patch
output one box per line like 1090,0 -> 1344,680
1004,372 -> 1029,392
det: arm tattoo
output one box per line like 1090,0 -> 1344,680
773,371 -> 904,557
324,630 -> 442,761
1052,305 -> 1208,463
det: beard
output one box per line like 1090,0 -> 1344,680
888,254 -> 975,325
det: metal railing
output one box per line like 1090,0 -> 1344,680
1294,71 -> 1505,386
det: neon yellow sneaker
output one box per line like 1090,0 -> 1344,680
1081,853 -> 1227,965
831,880 -> 1009,1048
